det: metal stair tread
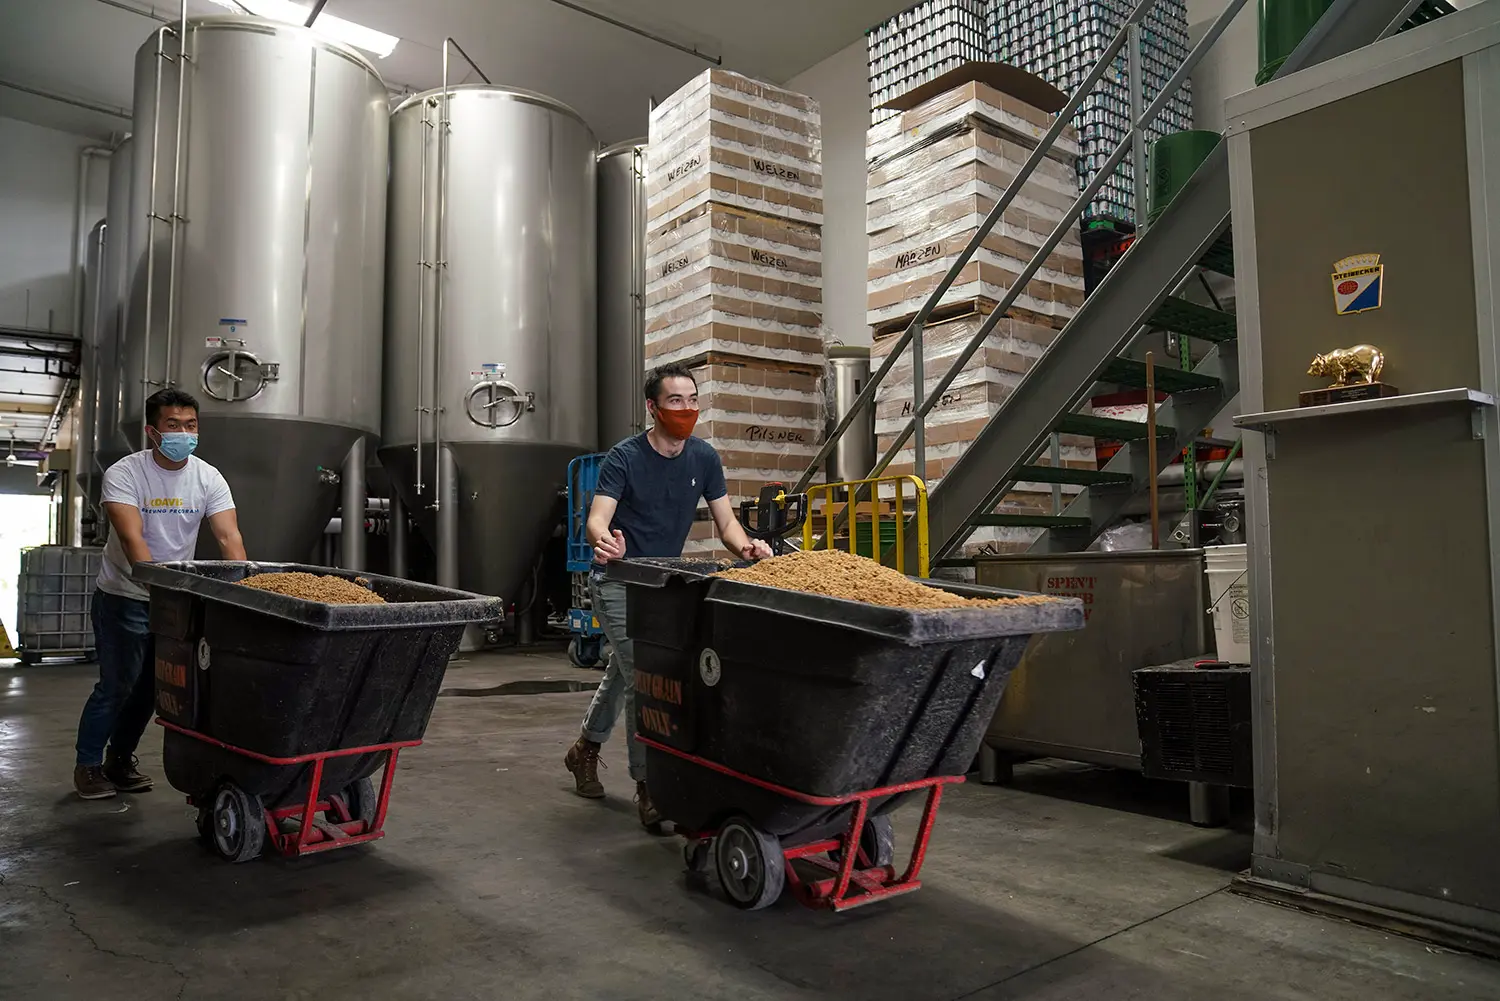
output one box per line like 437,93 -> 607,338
1198,229 -> 1234,276
1054,413 -> 1176,440
1010,464 -> 1135,487
972,513 -> 1092,530
1148,297 -> 1237,342
1099,357 -> 1222,394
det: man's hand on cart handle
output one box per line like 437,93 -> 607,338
740,539 -> 774,561
594,529 -> 627,565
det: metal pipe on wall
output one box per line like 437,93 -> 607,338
340,436 -> 367,570
436,445 -> 459,587
389,492 -> 409,579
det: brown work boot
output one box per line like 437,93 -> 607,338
103,752 -> 153,793
564,736 -> 605,798
636,780 -> 662,830
73,764 -> 117,800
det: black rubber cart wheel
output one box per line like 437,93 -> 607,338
683,838 -> 712,875
208,782 -> 266,863
567,635 -> 604,669
831,813 -> 896,869
714,817 -> 785,910
195,804 -> 214,846
334,775 -> 379,828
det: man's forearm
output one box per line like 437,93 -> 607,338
586,516 -> 612,549
218,531 -> 247,561
718,518 -> 753,556
123,539 -> 153,567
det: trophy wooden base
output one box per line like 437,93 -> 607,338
1298,383 -> 1400,408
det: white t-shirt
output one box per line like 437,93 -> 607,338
97,450 -> 236,600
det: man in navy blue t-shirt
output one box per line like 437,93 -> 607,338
565,364 -> 772,828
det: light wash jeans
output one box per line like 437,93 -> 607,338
580,575 -> 645,781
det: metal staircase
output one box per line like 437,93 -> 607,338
792,0 -> 1459,569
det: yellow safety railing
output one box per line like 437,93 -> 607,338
802,475 -> 929,578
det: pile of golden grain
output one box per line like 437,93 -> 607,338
239,572 -> 386,605
714,549 -> 1056,609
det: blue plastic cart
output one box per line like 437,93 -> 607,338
565,453 -> 608,668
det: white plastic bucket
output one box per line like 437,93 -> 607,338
1205,544 -> 1251,663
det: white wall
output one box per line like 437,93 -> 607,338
0,116 -> 111,334
1186,0 -> 1259,133
788,39 -> 872,347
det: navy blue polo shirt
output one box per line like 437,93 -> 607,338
594,433 -> 727,559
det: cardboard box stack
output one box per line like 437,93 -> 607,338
645,70 -> 825,556
867,71 -> 1094,554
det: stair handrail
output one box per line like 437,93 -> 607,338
791,0 -> 1249,522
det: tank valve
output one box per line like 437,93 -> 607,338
465,380 -> 535,428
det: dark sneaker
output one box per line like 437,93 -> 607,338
636,780 -> 662,830
74,764 -> 117,800
564,737 -> 605,798
103,753 -> 153,793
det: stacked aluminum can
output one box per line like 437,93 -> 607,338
867,0 -> 1195,227
988,0 -> 1193,226
867,1 -> 989,125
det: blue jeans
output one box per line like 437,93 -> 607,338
75,589 -> 156,766
580,576 -> 646,781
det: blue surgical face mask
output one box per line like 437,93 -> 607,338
153,431 -> 198,462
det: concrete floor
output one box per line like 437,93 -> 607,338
4,649 -> 1500,1001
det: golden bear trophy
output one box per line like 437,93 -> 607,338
1301,344 -> 1397,407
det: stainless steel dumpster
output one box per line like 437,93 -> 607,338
975,549 -> 1210,771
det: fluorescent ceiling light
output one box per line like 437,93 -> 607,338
207,1 -> 400,58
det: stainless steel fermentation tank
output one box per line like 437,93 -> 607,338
81,138 -> 138,531
97,137 -> 134,475
76,219 -> 107,515
827,346 -> 875,484
596,139 -> 646,448
120,16 -> 388,561
382,85 -> 598,600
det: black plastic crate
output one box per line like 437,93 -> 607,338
135,561 -> 501,806
1133,660 -> 1253,787
606,558 -> 1083,840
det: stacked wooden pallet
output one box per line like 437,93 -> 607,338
645,70 -> 826,556
866,73 -> 1094,553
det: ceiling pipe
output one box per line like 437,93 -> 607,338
544,0 -> 721,65
0,78 -> 132,120
304,0 -> 330,27
91,0 -> 170,22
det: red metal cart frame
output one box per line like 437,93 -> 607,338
157,718 -> 419,858
639,735 -> 965,912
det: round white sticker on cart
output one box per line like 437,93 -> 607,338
699,648 -> 722,687
197,637 -> 211,671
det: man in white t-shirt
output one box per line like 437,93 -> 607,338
73,388 -> 246,800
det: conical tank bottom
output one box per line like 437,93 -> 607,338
189,415 -> 363,562
378,441 -> 583,601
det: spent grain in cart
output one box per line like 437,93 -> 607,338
239,572 -> 386,605
715,549 -> 1058,609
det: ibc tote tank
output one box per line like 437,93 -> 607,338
381,85 -> 597,600
120,16 -> 389,560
